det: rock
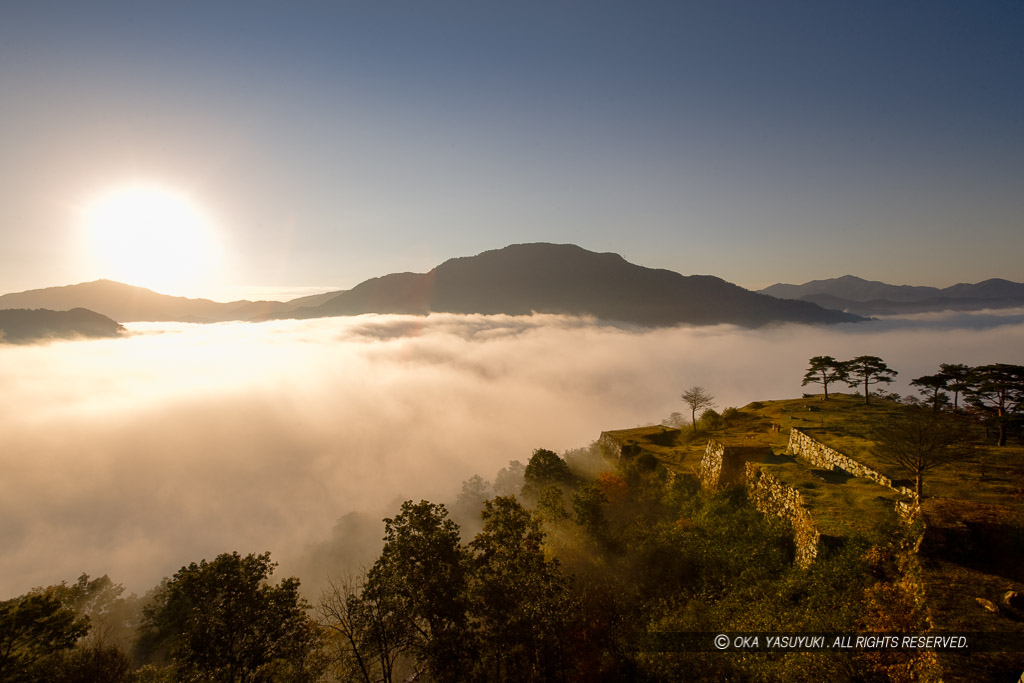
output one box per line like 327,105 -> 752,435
976,597 -> 999,613
1004,591 -> 1024,610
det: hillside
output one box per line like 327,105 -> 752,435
0,308 -> 124,343
0,280 -> 304,323
600,394 -> 1024,680
286,243 -> 863,327
760,275 -> 1024,315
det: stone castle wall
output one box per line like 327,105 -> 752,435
745,462 -> 821,567
597,431 -> 624,459
698,440 -> 774,491
788,429 -> 915,498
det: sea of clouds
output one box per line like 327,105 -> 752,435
1,310 -> 1022,598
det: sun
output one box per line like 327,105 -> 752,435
80,183 -> 224,295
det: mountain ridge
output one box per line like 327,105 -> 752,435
759,275 -> 1024,316
282,243 -> 861,327
0,280 -> 311,323
0,307 -> 124,343
25,245 -> 1017,326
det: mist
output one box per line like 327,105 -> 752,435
2,311 -> 1022,598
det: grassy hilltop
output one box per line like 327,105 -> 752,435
602,393 -> 1024,681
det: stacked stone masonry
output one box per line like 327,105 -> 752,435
787,428 -> 915,498
699,440 -> 774,491
745,462 -> 821,567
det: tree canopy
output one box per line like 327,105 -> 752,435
965,363 -> 1024,446
364,501 -> 472,681
523,448 -> 572,493
680,386 -> 716,432
801,356 -> 849,399
870,407 -> 974,499
0,590 -> 90,682
140,551 -> 322,682
845,356 -> 897,404
909,373 -> 949,411
468,496 -> 571,681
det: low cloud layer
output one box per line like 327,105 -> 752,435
1,311 -> 1022,597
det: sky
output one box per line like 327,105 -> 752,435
1,1 -> 1022,300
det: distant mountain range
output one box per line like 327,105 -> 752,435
759,275 -> 1024,316
273,243 -> 860,326
0,279 -> 323,324
0,308 -> 123,343
1,244 -> 863,329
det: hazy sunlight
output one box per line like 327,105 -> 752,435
79,183 -> 223,295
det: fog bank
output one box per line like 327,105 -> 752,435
1,311 -> 1021,597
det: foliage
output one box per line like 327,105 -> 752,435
536,484 -> 569,522
571,484 -> 610,541
965,363 -> 1024,446
870,407 -> 975,499
845,355 -> 898,404
492,459 -> 525,497
698,407 -> 724,431
454,474 -> 491,524
909,373 -> 949,411
317,574 -> 410,683
596,471 -> 629,505
681,385 -> 716,432
661,411 -> 686,428
364,501 -> 472,681
42,641 -> 136,683
523,448 -> 572,494
140,551 -> 322,682
47,573 -> 144,654
0,590 -> 90,682
468,496 -> 572,681
939,362 -> 972,409
801,355 -> 850,399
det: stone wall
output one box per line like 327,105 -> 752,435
745,463 -> 821,567
788,429 -> 915,498
699,440 -> 774,491
597,431 -> 625,459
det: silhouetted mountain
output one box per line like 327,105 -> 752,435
0,308 -> 124,343
283,243 -> 862,326
759,275 -> 1024,315
942,278 -> 1024,300
0,280 -> 310,323
760,275 -> 942,303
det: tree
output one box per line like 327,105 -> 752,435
909,374 -> 949,411
492,460 -> 525,497
454,474 -> 491,522
48,574 -> 142,652
43,642 -> 135,683
140,551 -> 323,682
965,363 -> 1024,447
536,484 -> 569,522
801,356 -> 849,399
845,356 -> 897,404
939,363 -> 972,410
870,407 -> 974,500
680,386 -> 716,432
468,497 -> 570,681
572,484 -> 610,540
0,590 -> 90,682
364,501 -> 473,681
318,573 -> 410,683
523,448 -> 572,494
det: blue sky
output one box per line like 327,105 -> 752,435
1,1 -> 1022,299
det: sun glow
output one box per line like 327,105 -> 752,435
80,183 -> 224,296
